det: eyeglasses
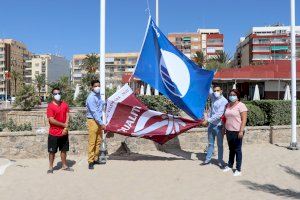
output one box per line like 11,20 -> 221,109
53,93 -> 61,96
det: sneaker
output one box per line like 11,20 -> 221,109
94,160 -> 101,165
223,166 -> 232,172
233,170 -> 242,176
88,163 -> 94,170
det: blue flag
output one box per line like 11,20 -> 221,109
133,17 -> 214,120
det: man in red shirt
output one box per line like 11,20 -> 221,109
46,87 -> 73,173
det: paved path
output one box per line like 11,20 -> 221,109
0,144 -> 299,200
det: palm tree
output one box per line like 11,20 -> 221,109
11,69 -> 22,96
213,51 -> 231,64
35,74 -> 46,98
194,51 -> 205,67
205,51 -> 232,71
81,53 -> 99,74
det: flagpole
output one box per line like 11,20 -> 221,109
288,0 -> 298,150
99,0 -> 108,163
100,0 -> 106,99
154,0 -> 159,96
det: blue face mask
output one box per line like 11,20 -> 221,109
229,95 -> 238,102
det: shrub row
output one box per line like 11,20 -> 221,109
0,118 -> 32,132
138,95 -> 180,116
246,100 -> 300,126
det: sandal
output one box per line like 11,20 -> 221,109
47,169 -> 53,174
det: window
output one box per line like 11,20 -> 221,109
0,61 -> 4,65
0,54 -> 4,58
192,37 -> 199,42
0,48 -> 4,51
253,38 -> 270,44
35,63 -> 39,67
253,46 -> 270,52
192,46 -> 199,50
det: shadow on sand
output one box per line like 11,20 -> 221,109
109,142 -> 185,161
239,165 -> 300,199
53,160 -> 76,170
239,180 -> 300,199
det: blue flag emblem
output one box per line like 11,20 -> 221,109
133,17 -> 214,119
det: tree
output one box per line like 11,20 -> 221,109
14,84 -> 40,111
35,74 -> 46,98
48,76 -> 75,106
205,51 -> 232,71
194,51 -> 205,67
11,69 -> 22,96
81,53 -> 99,74
212,51 -> 231,64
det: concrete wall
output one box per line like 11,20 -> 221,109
0,126 -> 299,159
2,107 -> 85,128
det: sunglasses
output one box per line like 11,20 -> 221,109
53,93 -> 61,96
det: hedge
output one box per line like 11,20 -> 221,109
138,95 -> 180,116
245,104 -> 266,126
246,100 -> 300,126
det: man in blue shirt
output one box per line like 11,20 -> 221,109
201,85 -> 228,167
86,80 -> 105,170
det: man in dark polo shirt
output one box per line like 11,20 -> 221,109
46,87 -> 73,174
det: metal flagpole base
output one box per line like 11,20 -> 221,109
98,134 -> 107,164
288,142 -> 299,150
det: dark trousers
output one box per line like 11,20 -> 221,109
226,130 -> 243,171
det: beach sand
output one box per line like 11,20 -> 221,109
0,144 -> 299,200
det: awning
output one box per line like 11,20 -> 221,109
271,46 -> 289,51
183,37 -> 191,41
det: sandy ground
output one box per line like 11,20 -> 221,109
0,144 -> 299,200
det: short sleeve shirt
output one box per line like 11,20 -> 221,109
47,101 -> 69,136
224,102 -> 248,131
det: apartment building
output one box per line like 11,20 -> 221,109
26,54 -> 70,97
71,53 -> 138,88
168,29 -> 224,60
0,39 -> 32,97
234,25 -> 300,67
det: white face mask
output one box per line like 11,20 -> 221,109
93,86 -> 101,94
214,91 -> 221,98
54,94 -> 61,101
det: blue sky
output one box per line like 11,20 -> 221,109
0,0 -> 299,60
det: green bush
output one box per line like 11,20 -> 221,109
138,95 -> 180,115
247,100 -> 300,126
5,118 -> 32,132
245,104 -> 266,126
75,87 -> 89,107
48,76 -> 75,106
69,111 -> 87,131
14,84 -> 40,111
0,122 -> 5,132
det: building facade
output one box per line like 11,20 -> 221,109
26,54 -> 70,97
0,39 -> 32,98
214,60 -> 300,100
234,25 -> 300,67
71,53 -> 138,88
168,29 -> 224,60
